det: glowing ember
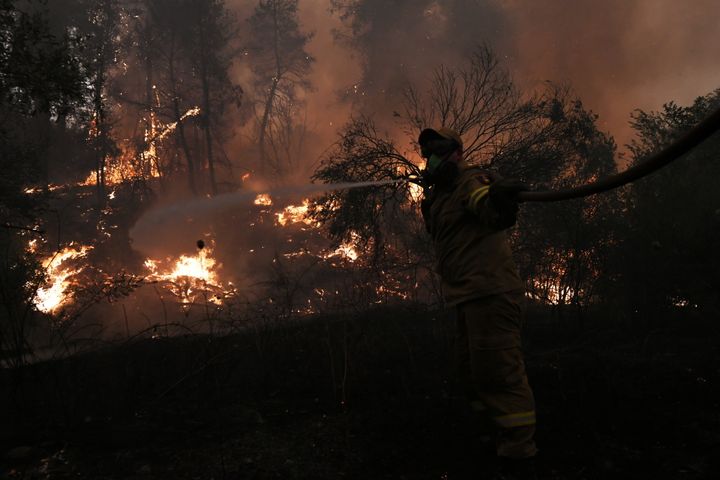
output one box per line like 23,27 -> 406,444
528,279 -> 577,306
332,243 -> 359,262
27,239 -> 39,253
254,193 -> 273,206
23,184 -> 63,194
33,244 -> 93,314
275,199 -> 318,227
324,231 -> 361,262
407,182 -> 424,202
241,173 -> 251,181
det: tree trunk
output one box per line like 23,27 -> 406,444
143,26 -> 156,181
258,0 -> 283,176
168,30 -> 197,194
258,78 -> 279,174
198,24 -> 217,195
93,52 -> 107,206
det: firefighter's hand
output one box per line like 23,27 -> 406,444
488,179 -> 528,228
489,179 -> 529,204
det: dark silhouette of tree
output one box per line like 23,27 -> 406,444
247,0 -> 314,177
72,0 -> 123,203
513,100 -> 618,318
0,0 -> 87,366
609,89 -> 720,319
185,0 -> 242,194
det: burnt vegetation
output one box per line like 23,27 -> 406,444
1,0 -> 720,479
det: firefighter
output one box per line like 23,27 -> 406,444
418,127 -> 537,480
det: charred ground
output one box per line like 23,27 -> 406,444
3,305 -> 720,480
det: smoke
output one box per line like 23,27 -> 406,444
127,0 -> 719,299
56,0 -> 718,333
498,0 -> 720,148
268,0 -> 720,154
310,0 -> 509,125
129,0 -> 720,288
130,179 -> 403,256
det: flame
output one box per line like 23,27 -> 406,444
33,244 -> 93,314
323,231 -> 361,263
254,193 -> 273,206
23,184 -> 64,194
528,279 -> 575,305
144,247 -> 224,304
80,107 -> 201,187
275,199 -> 319,227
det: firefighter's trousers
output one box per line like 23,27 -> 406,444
456,291 -> 537,458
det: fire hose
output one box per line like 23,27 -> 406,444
517,105 -> 720,202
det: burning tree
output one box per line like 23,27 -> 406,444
113,0 -> 243,195
1,0 -> 251,362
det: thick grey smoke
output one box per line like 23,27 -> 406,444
129,0 -> 719,272
499,0 -> 720,147
130,179 -> 402,256
286,0 -> 719,152
127,0 -> 719,268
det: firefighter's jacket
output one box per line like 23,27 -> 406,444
421,165 -> 524,306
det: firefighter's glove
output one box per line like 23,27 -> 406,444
488,179 -> 528,228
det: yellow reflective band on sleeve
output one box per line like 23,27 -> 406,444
469,186 -> 490,211
493,410 -> 536,428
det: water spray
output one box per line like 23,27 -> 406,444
130,178 -> 407,245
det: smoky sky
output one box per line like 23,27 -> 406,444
283,0 -> 719,154
500,0 -> 720,149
